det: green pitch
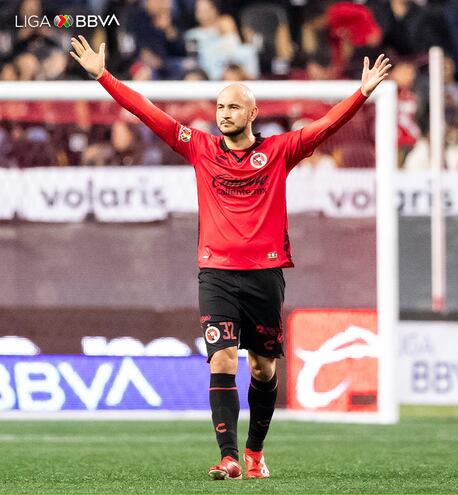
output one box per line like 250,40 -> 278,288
0,406 -> 457,494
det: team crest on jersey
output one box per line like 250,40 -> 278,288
250,152 -> 268,169
178,125 -> 192,142
205,325 -> 221,344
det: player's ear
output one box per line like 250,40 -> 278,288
249,105 -> 258,122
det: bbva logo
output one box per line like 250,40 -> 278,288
15,14 -> 120,29
0,358 -> 162,411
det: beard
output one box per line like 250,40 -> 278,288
217,122 -> 247,137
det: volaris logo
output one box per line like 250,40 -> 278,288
54,15 -> 74,28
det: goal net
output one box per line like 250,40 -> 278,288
0,79 -> 398,423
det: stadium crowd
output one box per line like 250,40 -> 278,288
0,0 -> 457,168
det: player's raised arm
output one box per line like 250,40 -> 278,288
70,35 -> 178,149
287,54 -> 392,162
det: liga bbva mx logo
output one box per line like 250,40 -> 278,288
54,15 -> 73,28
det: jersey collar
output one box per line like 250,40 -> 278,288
220,133 -> 265,163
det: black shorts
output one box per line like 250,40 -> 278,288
198,268 -> 285,362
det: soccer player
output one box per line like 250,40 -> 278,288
70,35 -> 391,480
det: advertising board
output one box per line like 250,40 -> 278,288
288,309 -> 379,415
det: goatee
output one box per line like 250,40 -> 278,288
218,126 -> 245,138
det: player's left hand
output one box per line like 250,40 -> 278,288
361,54 -> 392,97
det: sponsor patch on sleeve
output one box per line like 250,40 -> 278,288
178,125 -> 192,142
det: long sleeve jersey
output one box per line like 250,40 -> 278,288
98,70 -> 367,269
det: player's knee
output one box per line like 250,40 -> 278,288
210,346 -> 238,374
250,367 -> 275,382
249,357 -> 276,382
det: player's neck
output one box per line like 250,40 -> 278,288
223,131 -> 256,151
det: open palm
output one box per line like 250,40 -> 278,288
361,54 -> 392,97
70,35 -> 105,79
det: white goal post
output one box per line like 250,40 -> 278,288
0,79 -> 399,424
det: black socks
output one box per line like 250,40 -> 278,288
209,373 -> 240,460
209,372 -> 278,459
246,373 -> 278,452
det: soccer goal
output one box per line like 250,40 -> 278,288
0,78 -> 398,424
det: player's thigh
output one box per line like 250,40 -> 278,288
239,268 -> 285,358
198,268 -> 241,362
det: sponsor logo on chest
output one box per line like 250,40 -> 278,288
211,174 -> 269,197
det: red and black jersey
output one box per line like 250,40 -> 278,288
98,70 -> 367,270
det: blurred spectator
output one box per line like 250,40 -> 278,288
183,67 -> 209,81
80,121 -> 156,166
406,54 -> 458,170
444,0 -> 458,78
240,2 -> 293,76
295,2 -> 382,80
42,49 -> 69,80
296,5 -> 337,79
128,60 -> 153,81
0,62 -> 17,81
366,0 -> 421,57
326,1 -> 382,79
404,96 -> 458,171
81,141 -> 112,166
185,0 -> 238,52
256,120 -> 286,137
126,0 -> 187,80
100,0 -> 138,77
390,61 -> 421,166
305,57 -> 338,81
222,63 -> 251,81
108,120 -> 144,166
299,149 -> 338,169
185,0 -> 259,80
444,55 -> 458,107
411,0 -> 453,56
14,0 -> 62,53
0,0 -> 17,62
446,125 -> 458,170
333,140 -> 376,168
367,0 -> 452,59
10,124 -> 58,167
54,101 -> 91,166
172,0 -> 197,31
14,52 -> 41,80
15,0 -> 44,44
0,126 -> 17,168
415,55 -> 458,123
404,126 -> 458,170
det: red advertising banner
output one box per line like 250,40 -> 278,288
287,309 -> 378,413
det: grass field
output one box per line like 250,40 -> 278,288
0,406 -> 457,494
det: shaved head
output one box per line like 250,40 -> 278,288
217,83 -> 256,109
216,84 -> 258,138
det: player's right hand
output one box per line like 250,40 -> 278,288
70,35 -> 105,79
